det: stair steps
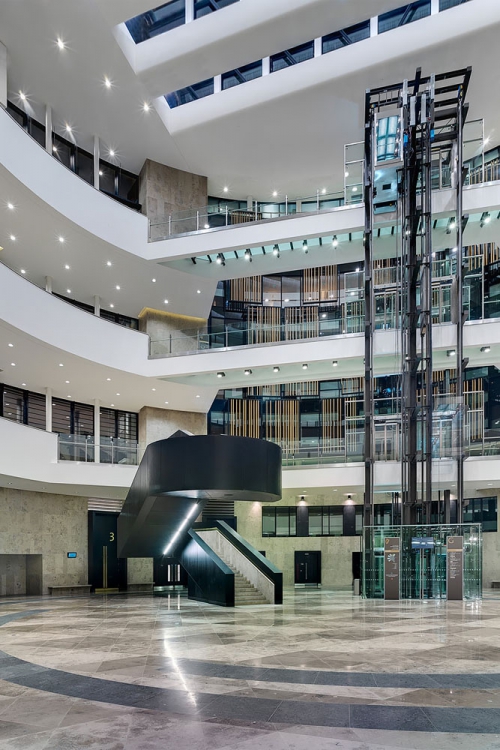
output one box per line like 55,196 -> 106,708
222,561 -> 269,605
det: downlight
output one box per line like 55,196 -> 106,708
217,372 -> 226,378
273,244 -> 280,257
332,236 -> 338,248
302,241 -> 308,254
244,249 -> 252,262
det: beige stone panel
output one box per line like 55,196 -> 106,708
139,158 -> 207,231
128,557 -> 154,584
139,308 -> 207,358
139,406 -> 207,447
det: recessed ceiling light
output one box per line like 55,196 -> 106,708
104,77 -> 112,89
109,149 -> 115,157
67,395 -> 71,399
204,224 -> 209,229
20,269 -> 26,274
65,380 -> 70,384
217,372 -> 225,378
116,285 -> 120,290
302,363 -> 308,370
244,369 -> 252,376
272,191 -> 277,197
143,102 -> 150,112
99,170 -> 103,176
66,289 -> 71,294
164,401 -> 169,405
10,235 -> 16,241
197,290 -> 201,294
345,170 -> 349,178
152,388 -> 156,391
111,403 -> 114,407
152,278 -> 156,283
58,236 -> 65,243
8,343 -> 13,347
481,346 -> 491,353
116,393 -> 120,396
56,37 -> 65,50
273,366 -> 280,373
19,91 -> 26,101
65,124 -> 72,133
352,186 -> 358,192
196,395 -> 200,398
106,378 -> 111,381
106,261 -> 112,266
332,360 -> 338,367
21,383 -> 26,387
10,362 -> 15,366
59,363 -> 64,367
223,186 -> 228,193
321,188 -> 326,194
7,202 -> 14,210
109,303 -> 114,308
52,145 -> 58,153
164,299 -> 169,304
64,264 -> 70,270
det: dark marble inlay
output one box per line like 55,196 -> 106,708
2,608 -> 500,733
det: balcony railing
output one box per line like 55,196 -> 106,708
58,435 -> 140,465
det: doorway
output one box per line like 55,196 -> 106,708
294,551 -> 321,585
0,555 -> 42,596
88,511 -> 127,593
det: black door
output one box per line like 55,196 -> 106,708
352,551 -> 361,581
295,551 -> 321,585
153,557 -> 186,587
88,511 -> 127,592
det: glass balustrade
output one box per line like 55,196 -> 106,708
58,435 -> 140,465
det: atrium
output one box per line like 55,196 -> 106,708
1,0 -> 500,747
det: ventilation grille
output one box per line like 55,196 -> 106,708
202,499 -> 235,521
88,497 -> 123,513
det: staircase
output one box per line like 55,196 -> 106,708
215,556 -> 268,605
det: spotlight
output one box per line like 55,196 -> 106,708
204,223 -> 210,229
7,202 -> 14,210
216,253 -> 225,266
19,91 -> 26,102
273,244 -> 280,257
56,37 -> 65,50
217,372 -> 225,378
481,346 -> 491,353
143,102 -> 150,112
302,241 -> 308,253
446,217 -> 456,234
65,124 -> 72,133
272,191 -> 277,197
302,363 -> 308,370
244,369 -> 252,375
332,361 -> 338,367
244,249 -> 252,262
480,212 -> 491,228
109,149 -> 115,157
447,349 -> 456,357
104,77 -> 112,89
273,366 -> 280,373
223,186 -> 228,193
332,235 -> 338,248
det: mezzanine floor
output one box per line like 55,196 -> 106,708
0,589 -> 499,748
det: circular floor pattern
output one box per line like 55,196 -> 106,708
0,590 -> 499,748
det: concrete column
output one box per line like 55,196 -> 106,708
94,399 -> 100,463
370,17 -> 378,36
314,38 -> 322,57
45,106 -> 52,153
93,135 -> 100,190
139,308 -> 206,357
185,0 -> 194,23
214,74 -> 222,94
138,159 -> 207,229
93,295 -> 101,317
45,276 -> 53,294
296,199 -> 302,213
45,388 -> 52,432
262,57 -> 270,76
431,0 -> 439,14
0,42 -> 6,108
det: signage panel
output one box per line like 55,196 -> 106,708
384,537 -> 400,600
411,537 -> 435,550
67,552 -> 77,558
446,535 -> 463,600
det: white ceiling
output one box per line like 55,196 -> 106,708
0,0 -> 498,201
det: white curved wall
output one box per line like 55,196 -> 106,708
0,418 -> 136,494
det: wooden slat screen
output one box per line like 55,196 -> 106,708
264,400 -> 299,445
228,399 -> 260,438
303,265 -> 338,302
230,276 -> 262,303
247,305 -> 280,343
285,306 -> 319,340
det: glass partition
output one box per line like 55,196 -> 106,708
362,523 -> 482,599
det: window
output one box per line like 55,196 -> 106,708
100,408 -> 138,441
439,0 -> 469,8
308,506 -> 343,536
2,386 -> 24,424
376,115 -> 401,162
322,21 -> 370,54
262,507 -> 297,537
52,399 -> 94,436
464,497 -> 497,532
126,0 -> 185,44
166,78 -> 215,108
271,42 -> 314,73
378,1 -> 431,34
26,392 -> 46,430
194,0 -> 239,19
222,61 -> 262,91
52,398 -> 72,435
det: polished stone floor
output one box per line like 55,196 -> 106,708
0,590 -> 500,748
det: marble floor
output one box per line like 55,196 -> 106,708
0,590 -> 500,748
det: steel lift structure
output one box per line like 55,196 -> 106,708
363,67 -> 472,526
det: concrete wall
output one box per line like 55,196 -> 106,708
139,308 -> 207,358
0,488 -> 88,594
235,498 -> 361,589
0,555 -> 26,596
128,558 -> 154,584
139,159 -> 207,230
139,406 -> 207,447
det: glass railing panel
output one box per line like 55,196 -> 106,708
58,435 -> 139,464
195,0 -> 239,19
378,1 -> 431,34
126,0 -> 185,43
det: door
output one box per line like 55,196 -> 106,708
295,551 -> 321,585
88,512 -> 127,592
153,557 -> 185,587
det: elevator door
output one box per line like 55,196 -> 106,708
295,551 -> 321,585
88,511 -> 127,593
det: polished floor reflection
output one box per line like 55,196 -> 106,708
0,590 -> 500,748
